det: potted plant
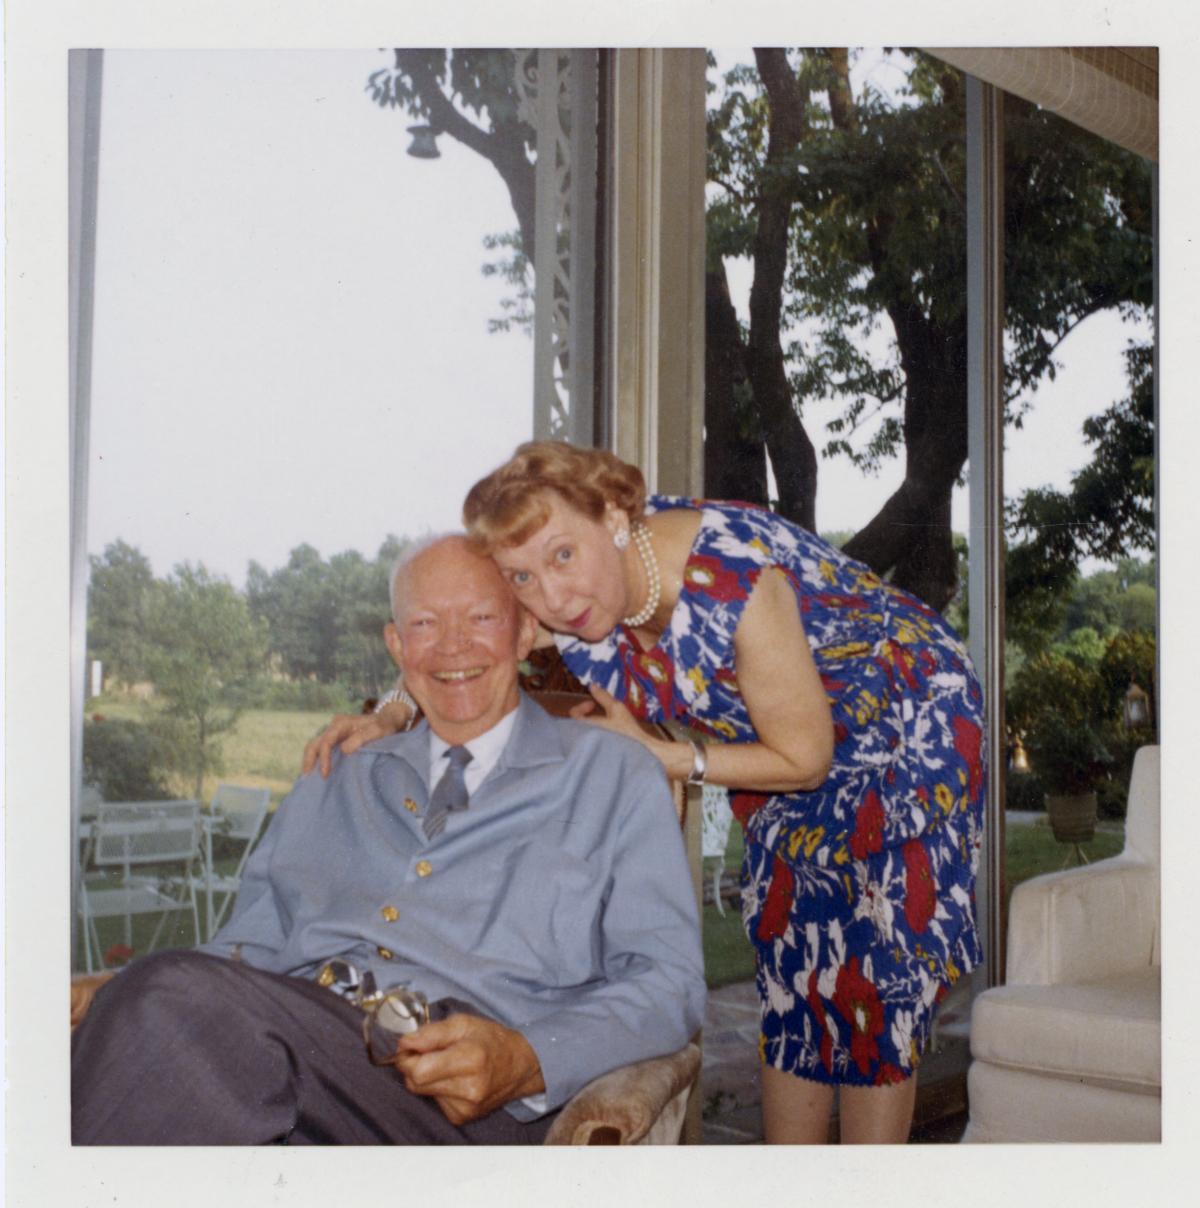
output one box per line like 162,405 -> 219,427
1024,712 -> 1112,846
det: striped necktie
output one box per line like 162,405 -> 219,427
423,746 -> 473,839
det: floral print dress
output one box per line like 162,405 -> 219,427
554,497 -> 986,1086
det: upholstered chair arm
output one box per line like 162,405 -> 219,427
542,1042 -> 701,1146
1007,856 -> 1158,987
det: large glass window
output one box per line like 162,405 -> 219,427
700,46 -> 1156,1142
702,47 -> 975,1139
71,48 -> 600,971
1000,101 -> 1155,910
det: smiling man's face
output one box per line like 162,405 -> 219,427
384,537 -> 538,745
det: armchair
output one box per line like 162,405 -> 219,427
530,685 -> 702,1145
963,745 -> 1160,1142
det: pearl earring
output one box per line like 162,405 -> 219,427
613,527 -> 631,551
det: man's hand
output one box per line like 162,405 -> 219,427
71,972 -> 116,1031
300,702 -> 411,778
390,1014 -> 545,1126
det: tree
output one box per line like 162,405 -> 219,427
705,49 -> 1152,609
144,564 -> 267,799
367,50 -> 537,260
1005,341 -> 1155,645
366,48 -> 1153,613
247,536 -> 406,697
246,544 -> 341,684
87,540 -> 159,685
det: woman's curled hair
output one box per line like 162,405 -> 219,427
463,441 -> 646,551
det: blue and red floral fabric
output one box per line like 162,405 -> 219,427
555,497 -> 986,1086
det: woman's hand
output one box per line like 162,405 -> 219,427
301,701 -> 413,778
570,685 -> 678,771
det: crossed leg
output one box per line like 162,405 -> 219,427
72,949 -> 552,1145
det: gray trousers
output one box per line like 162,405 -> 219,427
71,950 -> 555,1145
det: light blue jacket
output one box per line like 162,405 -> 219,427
202,692 -> 706,1118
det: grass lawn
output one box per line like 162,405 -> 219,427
88,696 -> 339,808
701,816 -> 1127,991
1002,816 -> 1125,914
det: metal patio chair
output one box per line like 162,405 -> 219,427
78,800 -> 203,973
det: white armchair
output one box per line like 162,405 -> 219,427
963,745 -> 1160,1142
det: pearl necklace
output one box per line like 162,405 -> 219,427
621,522 -> 662,629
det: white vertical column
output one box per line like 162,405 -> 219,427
69,48 -> 104,967
965,76 -> 1007,988
566,49 -> 598,446
532,49 -> 561,439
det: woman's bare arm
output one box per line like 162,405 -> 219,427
584,566 -> 834,793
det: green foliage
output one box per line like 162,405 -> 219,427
144,563 -> 268,799
246,536 -> 404,698
1009,627 -> 1154,801
1056,625 -> 1107,669
243,677 -> 358,713
1005,770 -> 1046,813
87,541 -> 158,685
1098,629 -> 1157,723
82,718 -> 174,801
1023,712 -> 1113,796
1007,343 -> 1155,645
708,51 -> 1150,471
481,229 -> 534,336
1095,776 -> 1129,821
1008,651 -> 1101,734
365,49 -> 533,139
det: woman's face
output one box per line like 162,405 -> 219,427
490,493 -> 632,641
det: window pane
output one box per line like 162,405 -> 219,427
73,49 -> 599,970
702,48 -> 973,1140
1001,101 -> 1155,913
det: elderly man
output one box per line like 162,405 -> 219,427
71,536 -> 705,1144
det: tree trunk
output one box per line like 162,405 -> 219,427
823,51 -> 968,607
747,49 -> 819,532
841,311 -> 967,609
395,51 -> 537,260
704,265 -> 768,504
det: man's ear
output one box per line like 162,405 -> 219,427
383,621 -> 405,671
515,607 -> 539,661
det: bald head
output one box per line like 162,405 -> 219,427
389,535 -> 495,623
383,535 -> 537,744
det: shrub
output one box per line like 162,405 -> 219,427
1024,712 -> 1113,796
1008,651 -> 1103,733
1095,776 -> 1128,820
1005,770 -> 1046,812
82,718 -> 174,801
1098,630 -> 1157,732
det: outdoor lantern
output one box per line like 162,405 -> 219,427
1010,733 -> 1031,773
406,124 -> 440,159
1123,678 -> 1150,730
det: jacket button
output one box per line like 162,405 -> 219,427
404,798 -> 419,814
415,860 -> 432,878
377,946 -> 394,960
381,905 -> 399,922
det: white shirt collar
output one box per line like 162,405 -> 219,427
428,706 -> 519,796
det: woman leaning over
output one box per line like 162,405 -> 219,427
306,440 -> 986,1144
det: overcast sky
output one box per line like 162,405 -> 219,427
85,48 -> 1148,587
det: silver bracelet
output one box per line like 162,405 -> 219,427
686,740 -> 708,786
374,677 -> 418,730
